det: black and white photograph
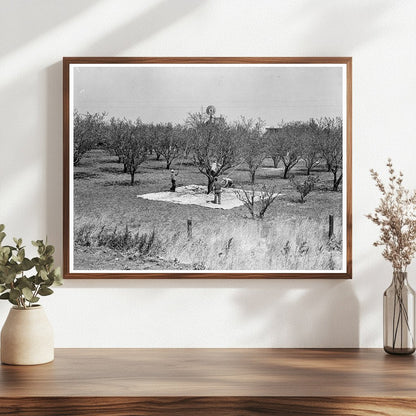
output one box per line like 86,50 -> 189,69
64,58 -> 351,278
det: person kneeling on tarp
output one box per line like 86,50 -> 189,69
213,177 -> 222,204
221,177 -> 233,188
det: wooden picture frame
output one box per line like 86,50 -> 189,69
63,57 -> 352,279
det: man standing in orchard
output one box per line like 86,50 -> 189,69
213,177 -> 222,204
170,169 -> 178,192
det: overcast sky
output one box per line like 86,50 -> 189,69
73,64 -> 343,126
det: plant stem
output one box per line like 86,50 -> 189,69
392,275 -> 415,350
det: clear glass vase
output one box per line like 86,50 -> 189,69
383,271 -> 415,355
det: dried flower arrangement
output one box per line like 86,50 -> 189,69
367,159 -> 416,272
367,159 -> 416,354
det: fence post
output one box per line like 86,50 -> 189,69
187,219 -> 192,239
328,214 -> 334,239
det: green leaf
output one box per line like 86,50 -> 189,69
22,289 -> 39,303
39,269 -> 48,281
0,224 -> 5,232
20,258 -> 34,271
9,288 -> 21,301
8,297 -> 18,306
0,285 -> 6,293
0,291 -> 18,306
38,287 -> 53,296
34,274 -> 43,285
0,232 -> 6,244
0,246 -> 10,255
42,256 -> 54,266
17,276 -> 35,290
0,264 -> 7,276
22,287 -> 34,301
45,245 -> 55,256
17,248 -> 25,263
2,271 -> 17,285
52,267 -> 63,286
32,240 -> 43,247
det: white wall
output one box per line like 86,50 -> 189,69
0,0 -> 415,347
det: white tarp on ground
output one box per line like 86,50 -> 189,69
137,185 -> 250,210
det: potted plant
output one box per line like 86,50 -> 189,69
0,224 -> 62,365
367,160 -> 416,354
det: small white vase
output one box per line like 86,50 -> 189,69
1,305 -> 54,365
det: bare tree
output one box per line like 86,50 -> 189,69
234,184 -> 279,219
237,117 -> 267,184
265,123 -> 302,179
152,123 -> 185,169
105,117 -> 128,171
146,124 -> 162,160
265,127 -> 281,169
187,112 -> 239,193
300,119 -> 321,175
107,119 -> 148,185
125,120 -> 148,185
290,175 -> 319,203
73,110 -> 106,166
317,117 -> 343,191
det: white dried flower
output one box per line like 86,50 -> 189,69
367,159 -> 416,272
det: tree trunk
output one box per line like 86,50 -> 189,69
250,171 -> 256,185
283,165 -> 290,179
156,153 -> 161,161
130,171 -> 135,186
306,166 -> 311,175
166,160 -> 171,169
207,176 -> 214,194
272,156 -> 279,168
333,172 -> 343,191
123,163 -> 127,173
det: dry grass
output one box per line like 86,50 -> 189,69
73,149 -> 344,271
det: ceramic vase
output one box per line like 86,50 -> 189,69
1,305 -> 54,365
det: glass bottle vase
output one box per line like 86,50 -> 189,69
383,271 -> 416,355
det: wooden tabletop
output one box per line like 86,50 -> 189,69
1,348 -> 416,415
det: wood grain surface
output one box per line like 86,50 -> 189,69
0,349 -> 415,415
1,397 -> 416,416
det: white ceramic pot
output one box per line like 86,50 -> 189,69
1,305 -> 54,365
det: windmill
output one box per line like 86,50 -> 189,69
206,105 -> 216,123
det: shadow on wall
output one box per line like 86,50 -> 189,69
288,0 -> 393,53
83,0 -> 206,55
0,0 -> 101,56
45,0 -> 205,264
233,279 -> 359,347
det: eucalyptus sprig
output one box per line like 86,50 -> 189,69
0,224 -> 62,309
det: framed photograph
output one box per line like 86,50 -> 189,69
63,57 -> 352,279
